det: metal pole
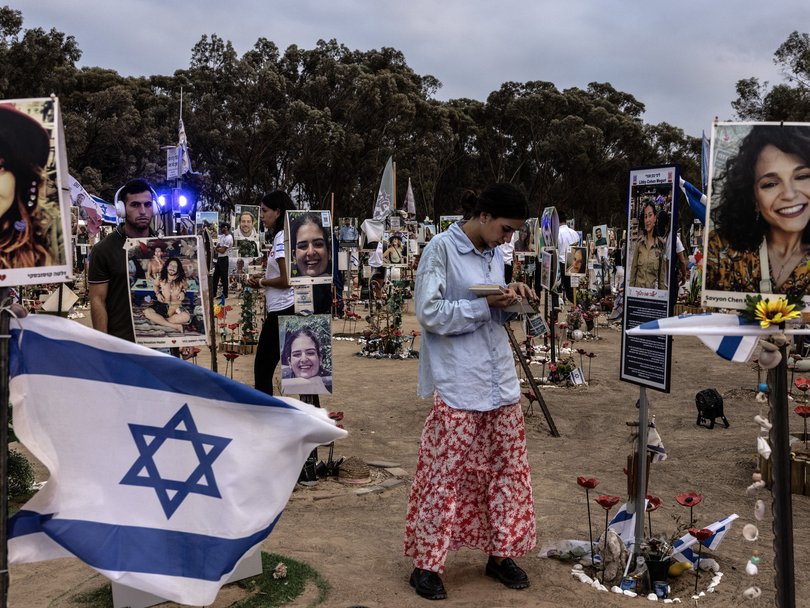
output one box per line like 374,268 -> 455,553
632,386 -> 650,558
768,341 -> 795,608
0,287 -> 12,608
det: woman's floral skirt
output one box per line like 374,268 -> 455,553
403,394 -> 536,572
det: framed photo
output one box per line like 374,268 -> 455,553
233,205 -> 260,259
540,207 -> 559,249
127,236 -> 209,347
420,223 -> 436,244
0,97 -> 72,287
540,250 -> 556,291
702,122 -> 810,310
338,217 -> 359,248
593,224 -> 608,247
565,246 -> 587,277
279,314 -> 333,395
514,217 -> 539,254
195,211 -> 219,232
382,231 -> 408,267
620,164 -> 679,393
286,210 -> 333,285
439,215 -> 462,233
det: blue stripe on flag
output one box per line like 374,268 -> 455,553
9,510 -> 280,581
9,329 -> 294,410
716,335 -> 743,361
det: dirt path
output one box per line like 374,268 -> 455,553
8,301 -> 809,608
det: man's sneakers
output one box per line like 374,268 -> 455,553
409,568 -> 447,600
485,557 -> 530,589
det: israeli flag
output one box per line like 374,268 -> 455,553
600,501 -> 646,546
627,313 -> 760,363
671,514 -> 739,564
679,178 -> 707,225
8,315 -> 346,606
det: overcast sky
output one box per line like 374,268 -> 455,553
18,0 -> 810,137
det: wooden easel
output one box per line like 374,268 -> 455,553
504,324 -> 559,437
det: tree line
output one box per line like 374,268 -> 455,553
3,7 -> 806,231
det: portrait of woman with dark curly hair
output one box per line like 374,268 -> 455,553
706,124 -> 810,301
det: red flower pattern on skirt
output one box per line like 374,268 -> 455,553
403,395 -> 536,572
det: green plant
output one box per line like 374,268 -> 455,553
8,448 -> 34,496
684,267 -> 703,306
240,287 -> 259,343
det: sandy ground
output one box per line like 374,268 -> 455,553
8,296 -> 810,608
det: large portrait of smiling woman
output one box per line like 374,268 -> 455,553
703,122 -> 810,311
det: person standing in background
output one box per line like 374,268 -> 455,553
89,178 -> 155,341
556,210 -> 579,303
248,191 -> 295,395
211,222 -> 233,298
499,230 -> 517,284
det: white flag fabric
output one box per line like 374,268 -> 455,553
68,175 -> 103,236
178,118 -> 196,175
403,177 -> 416,215
602,501 -> 644,546
8,315 -> 346,606
626,312 -> 760,363
670,514 -> 739,564
372,156 -> 394,221
647,421 -> 667,462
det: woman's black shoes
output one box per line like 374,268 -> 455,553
409,568 -> 447,600
485,557 -> 530,589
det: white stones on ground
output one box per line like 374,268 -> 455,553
647,593 -> 658,601
611,586 -> 623,594
742,586 -> 762,599
623,590 -> 637,597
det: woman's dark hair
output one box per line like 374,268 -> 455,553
712,125 -> 810,250
281,327 -> 323,372
655,209 -> 670,238
290,212 -> 330,251
160,257 -> 186,282
260,191 -> 295,234
0,139 -> 51,268
460,182 -> 530,221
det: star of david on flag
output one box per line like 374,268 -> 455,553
120,404 -> 231,519
7,315 -> 346,605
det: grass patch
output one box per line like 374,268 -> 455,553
74,584 -> 113,607
71,552 -> 328,608
233,552 -> 330,608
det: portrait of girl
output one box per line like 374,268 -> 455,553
0,98 -> 69,285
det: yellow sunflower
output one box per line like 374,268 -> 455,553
755,297 -> 800,328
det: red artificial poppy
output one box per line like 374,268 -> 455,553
587,352 -> 596,358
524,391 -> 537,402
224,352 -> 240,361
228,323 -> 239,330
595,495 -> 621,510
393,329 -> 402,337
646,495 -> 662,512
676,492 -> 704,507
794,405 -> 810,418
577,476 -> 600,490
688,528 -> 713,543
794,377 -> 810,391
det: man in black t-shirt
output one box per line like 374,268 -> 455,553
88,179 -> 155,341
